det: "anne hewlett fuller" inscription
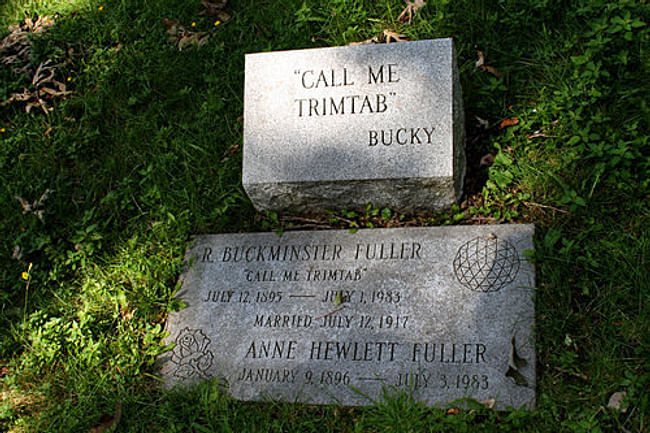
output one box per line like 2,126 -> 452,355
292,64 -> 435,147
161,227 -> 536,409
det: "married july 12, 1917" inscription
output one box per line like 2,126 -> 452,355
159,226 -> 536,409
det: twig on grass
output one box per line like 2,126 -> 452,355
315,305 -> 346,320
553,366 -> 589,381
523,201 -> 569,214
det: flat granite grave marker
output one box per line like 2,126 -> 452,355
159,225 -> 536,409
243,38 -> 466,213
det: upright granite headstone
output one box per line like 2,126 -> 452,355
159,225 -> 536,409
243,38 -> 466,213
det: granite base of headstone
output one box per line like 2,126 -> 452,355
242,38 -> 466,213
159,225 -> 535,409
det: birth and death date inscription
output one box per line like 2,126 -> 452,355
188,240 -> 497,400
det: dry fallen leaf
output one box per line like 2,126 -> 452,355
220,143 -> 240,162
383,30 -> 409,43
120,304 -> 134,321
14,189 -> 53,222
0,15 -> 55,76
33,189 -> 53,208
12,245 -> 23,260
500,118 -> 519,129
179,32 -> 210,50
2,90 -> 31,105
475,115 -> 489,129
397,0 -> 426,24
199,0 -> 231,21
26,97 -> 51,114
475,50 -> 502,77
163,19 -> 210,50
479,398 -> 496,409
15,195 -> 32,213
348,29 -> 409,46
526,130 -> 547,139
446,407 -> 460,415
348,36 -> 381,46
482,64 -> 501,77
475,50 -> 486,68
480,153 -> 495,167
25,15 -> 56,34
2,59 -> 72,113
607,391 -> 627,413
162,18 -> 181,34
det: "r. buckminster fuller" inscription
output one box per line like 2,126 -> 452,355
202,241 -> 423,263
160,226 -> 536,409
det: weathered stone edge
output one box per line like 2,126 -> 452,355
244,176 -> 460,213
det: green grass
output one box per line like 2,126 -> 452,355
1,0 -> 649,431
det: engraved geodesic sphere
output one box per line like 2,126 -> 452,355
453,236 -> 520,292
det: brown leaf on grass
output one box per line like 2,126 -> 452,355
120,304 -> 134,321
40,84 -> 72,97
446,407 -> 460,415
178,31 -> 210,50
14,189 -> 53,222
397,0 -> 426,24
24,15 -> 56,34
475,115 -> 489,129
32,60 -> 56,86
475,50 -> 502,77
348,35 -> 382,46
481,64 -> 501,77
383,30 -> 409,43
480,153 -> 495,167
163,19 -> 210,50
199,0 -> 231,21
475,50 -> 486,67
2,90 -> 31,105
607,391 -> 627,413
162,18 -> 184,39
33,189 -> 53,208
25,97 -> 52,115
2,59 -> 72,113
348,29 -> 409,46
0,15 -> 55,76
221,143 -> 240,162
12,245 -> 23,260
89,402 -> 122,433
162,18 -> 179,30
500,117 -> 519,129
479,398 -> 496,409
15,195 -> 32,213
526,130 -> 547,139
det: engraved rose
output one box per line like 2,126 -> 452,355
170,327 -> 214,378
